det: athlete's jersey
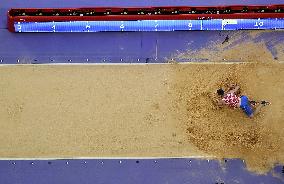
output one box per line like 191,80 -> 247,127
222,93 -> 240,108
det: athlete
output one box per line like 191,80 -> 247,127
217,85 -> 269,118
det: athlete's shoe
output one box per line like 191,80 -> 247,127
261,101 -> 270,106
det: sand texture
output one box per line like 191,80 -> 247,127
0,62 -> 283,173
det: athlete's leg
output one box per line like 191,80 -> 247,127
249,103 -> 264,118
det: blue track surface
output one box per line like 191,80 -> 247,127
0,159 -> 283,184
0,30 -> 284,63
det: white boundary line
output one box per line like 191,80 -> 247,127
0,62 -> 257,66
0,156 -> 215,160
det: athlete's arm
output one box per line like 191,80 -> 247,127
217,99 -> 225,107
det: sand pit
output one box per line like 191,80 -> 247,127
0,61 -> 283,173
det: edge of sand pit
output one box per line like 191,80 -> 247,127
0,59 -> 283,66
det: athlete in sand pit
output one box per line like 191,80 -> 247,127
217,85 -> 269,118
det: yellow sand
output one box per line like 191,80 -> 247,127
0,62 -> 283,173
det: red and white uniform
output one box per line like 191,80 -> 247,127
222,93 -> 240,108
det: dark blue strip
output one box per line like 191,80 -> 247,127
0,159 -> 283,184
14,19 -> 284,32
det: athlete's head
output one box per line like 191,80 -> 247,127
217,88 -> 225,96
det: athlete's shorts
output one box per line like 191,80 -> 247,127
240,96 -> 254,117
